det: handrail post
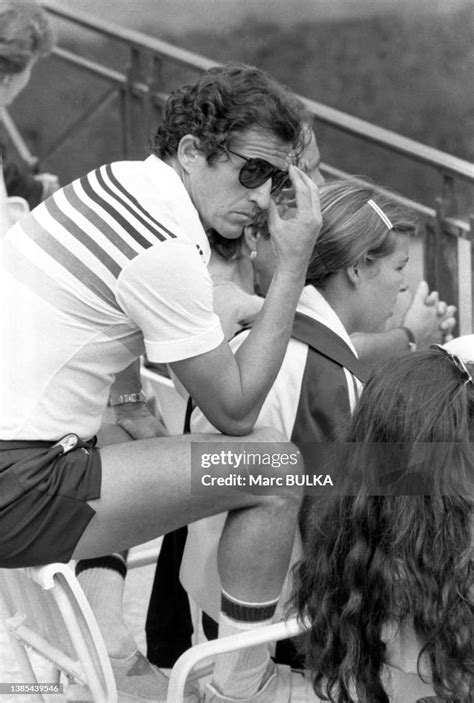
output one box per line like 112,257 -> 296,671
121,45 -> 145,158
426,173 -> 461,336
471,215 -> 474,333
145,54 -> 163,145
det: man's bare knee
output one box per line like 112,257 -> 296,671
259,490 -> 303,521
244,431 -> 305,516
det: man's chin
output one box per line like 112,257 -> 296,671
217,227 -> 245,240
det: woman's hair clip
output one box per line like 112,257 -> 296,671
367,199 -> 393,230
430,344 -> 473,386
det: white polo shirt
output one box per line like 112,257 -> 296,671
0,156 -> 223,440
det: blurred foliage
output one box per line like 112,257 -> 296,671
7,5 -> 473,213
169,8 -> 473,160
158,7 -> 473,213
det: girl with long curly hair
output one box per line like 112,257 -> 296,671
293,345 -> 473,703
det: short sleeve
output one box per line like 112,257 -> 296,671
116,239 -> 224,362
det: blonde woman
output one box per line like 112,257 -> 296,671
0,0 -> 58,211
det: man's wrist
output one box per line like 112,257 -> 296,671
109,391 -> 146,407
271,265 -> 307,288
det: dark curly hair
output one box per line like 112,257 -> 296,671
150,62 -> 306,163
293,349 -> 474,702
0,0 -> 53,75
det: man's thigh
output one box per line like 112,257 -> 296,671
73,429 -> 295,559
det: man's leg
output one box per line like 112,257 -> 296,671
75,423 -> 136,661
74,429 -> 302,586
73,428 -> 303,700
76,550 -> 132,657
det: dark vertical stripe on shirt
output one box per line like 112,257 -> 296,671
80,172 -> 153,249
45,194 -> 122,278
105,163 -> 177,240
63,182 -> 138,260
95,167 -> 167,242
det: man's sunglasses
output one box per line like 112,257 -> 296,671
226,147 -> 290,194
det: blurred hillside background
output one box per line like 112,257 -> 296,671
10,0 -> 474,213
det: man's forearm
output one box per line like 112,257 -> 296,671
233,267 -> 306,414
170,267 -> 308,436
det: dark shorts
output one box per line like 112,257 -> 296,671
0,435 -> 102,568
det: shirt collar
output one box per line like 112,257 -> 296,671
297,285 -> 359,357
144,155 -> 211,264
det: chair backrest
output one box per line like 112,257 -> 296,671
0,563 -> 117,702
166,616 -> 441,703
166,617 -> 306,703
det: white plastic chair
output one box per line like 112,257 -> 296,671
166,617 -> 307,703
0,563 -> 117,702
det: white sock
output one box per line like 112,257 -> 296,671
211,591 -> 279,699
76,554 -> 136,659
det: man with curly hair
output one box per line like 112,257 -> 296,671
0,63 -> 321,701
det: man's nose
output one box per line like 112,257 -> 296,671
248,178 -> 272,209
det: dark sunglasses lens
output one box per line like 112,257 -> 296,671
238,157 -> 290,194
239,159 -> 273,189
271,171 -> 291,194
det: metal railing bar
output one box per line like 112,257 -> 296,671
119,86 -> 131,159
322,163 -> 471,240
3,97 -> 470,244
43,1 -> 214,72
52,48 -> 166,103
322,163 -> 434,218
306,98 -> 474,183
442,217 -> 472,241
42,2 -> 474,184
41,86 -> 119,163
52,47 -> 125,85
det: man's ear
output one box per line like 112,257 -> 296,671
243,225 -> 259,250
176,134 -> 202,172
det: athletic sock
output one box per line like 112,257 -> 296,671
76,553 -> 136,659
211,589 -> 279,699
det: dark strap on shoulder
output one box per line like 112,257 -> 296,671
184,314 -> 367,434
291,312 -> 368,383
